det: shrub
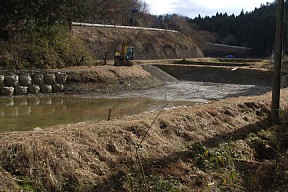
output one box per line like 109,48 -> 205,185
0,24 -> 96,69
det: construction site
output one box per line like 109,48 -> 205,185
0,22 -> 288,191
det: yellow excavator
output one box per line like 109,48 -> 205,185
114,41 -> 134,66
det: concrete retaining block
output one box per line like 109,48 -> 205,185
45,74 -> 56,85
31,73 -> 44,85
19,74 -> 32,86
53,84 -> 64,92
56,73 -> 67,84
1,87 -> 14,96
0,71 -> 68,96
15,86 -> 28,95
0,75 -> 4,88
41,85 -> 52,93
5,75 -> 19,87
28,85 -> 40,94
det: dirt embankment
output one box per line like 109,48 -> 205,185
73,26 -> 204,60
156,64 -> 273,86
1,90 -> 288,191
52,65 -> 176,94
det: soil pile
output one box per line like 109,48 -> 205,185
55,65 -> 164,94
73,26 -> 204,60
0,90 -> 288,191
141,64 -> 178,82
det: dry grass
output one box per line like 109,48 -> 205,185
0,89 -> 287,190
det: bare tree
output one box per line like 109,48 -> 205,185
8,32 -> 27,69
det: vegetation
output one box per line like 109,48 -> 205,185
190,1 -> 288,57
0,0 -> 159,69
0,91 -> 288,191
1,0 -> 288,69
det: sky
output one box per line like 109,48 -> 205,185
144,0 -> 276,18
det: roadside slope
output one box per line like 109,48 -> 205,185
73,26 -> 204,60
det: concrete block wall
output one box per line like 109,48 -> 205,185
0,72 -> 67,96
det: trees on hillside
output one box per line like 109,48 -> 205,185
147,14 -> 216,50
87,0 -> 150,26
190,2 -> 284,57
0,0 -> 95,69
0,0 -> 151,37
0,0 -> 153,69
0,0 -> 90,39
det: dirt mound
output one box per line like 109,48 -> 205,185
73,26 -> 204,60
142,64 -> 178,82
54,65 -> 164,94
0,90 -> 287,191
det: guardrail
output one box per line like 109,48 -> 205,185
72,22 -> 178,33
207,43 -> 252,50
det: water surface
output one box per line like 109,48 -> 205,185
0,96 -> 194,132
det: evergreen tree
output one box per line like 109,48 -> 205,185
190,1 -> 282,57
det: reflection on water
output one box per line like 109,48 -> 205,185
0,96 -> 194,132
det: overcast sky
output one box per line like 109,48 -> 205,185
145,0 -> 276,18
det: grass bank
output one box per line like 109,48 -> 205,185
0,90 -> 288,191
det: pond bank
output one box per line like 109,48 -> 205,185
0,90 -> 287,191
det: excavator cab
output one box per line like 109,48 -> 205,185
114,41 -> 134,66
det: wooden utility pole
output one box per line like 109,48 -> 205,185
271,0 -> 285,124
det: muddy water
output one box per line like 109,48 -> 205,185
0,80 -> 272,132
0,96 -> 194,132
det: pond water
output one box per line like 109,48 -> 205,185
0,80 -> 271,132
0,96 -> 194,132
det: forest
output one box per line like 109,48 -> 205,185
190,1 -> 287,57
0,0 -> 287,69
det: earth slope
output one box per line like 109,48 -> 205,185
73,26 -> 204,60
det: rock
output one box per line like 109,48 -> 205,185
45,74 -> 56,85
40,85 -> 52,93
28,85 -> 40,94
31,73 -> 44,85
15,86 -> 28,95
53,84 -> 64,92
19,74 -> 32,86
56,73 -> 67,84
5,75 -> 19,87
1,87 -> 14,96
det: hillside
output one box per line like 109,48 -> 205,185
73,26 -> 204,61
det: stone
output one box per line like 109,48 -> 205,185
45,73 -> 56,85
52,84 -> 64,93
1,87 -> 14,96
28,85 -> 40,94
15,86 -> 28,95
56,73 -> 67,84
19,74 -> 32,86
31,73 -> 44,85
40,85 -> 52,93
5,75 -> 19,87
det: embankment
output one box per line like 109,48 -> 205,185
155,64 -> 273,86
0,65 -> 168,96
0,90 -> 287,191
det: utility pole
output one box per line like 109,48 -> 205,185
271,0 -> 285,124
